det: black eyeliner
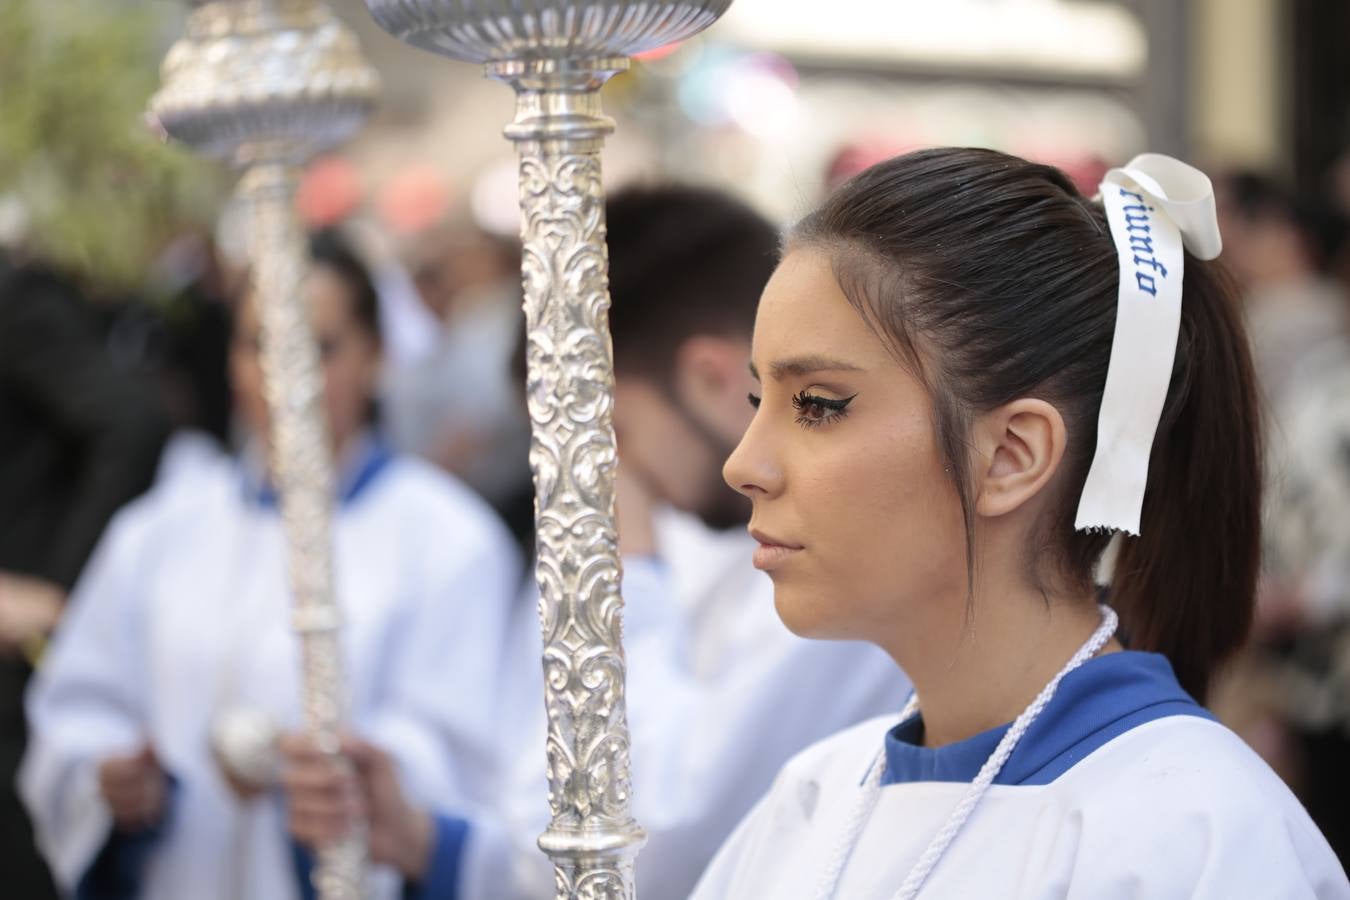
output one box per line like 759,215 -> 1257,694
791,391 -> 856,412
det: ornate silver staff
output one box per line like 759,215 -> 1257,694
360,3 -> 732,897
149,2 -> 378,897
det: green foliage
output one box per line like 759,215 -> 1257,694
0,0 -> 224,291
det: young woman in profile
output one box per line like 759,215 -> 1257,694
697,147 -> 1349,898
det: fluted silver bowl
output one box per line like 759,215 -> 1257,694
151,0 -> 378,164
362,0 -> 733,64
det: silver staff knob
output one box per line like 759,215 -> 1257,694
151,0 -> 378,165
360,2 -> 732,898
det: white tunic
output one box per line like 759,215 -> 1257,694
21,446 -> 521,900
692,651 -> 1350,900
457,508 -> 911,900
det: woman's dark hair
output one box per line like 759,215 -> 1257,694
308,227 -> 382,345
793,147 -> 1261,702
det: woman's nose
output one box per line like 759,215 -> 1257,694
723,412 -> 781,499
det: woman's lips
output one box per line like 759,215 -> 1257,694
750,529 -> 803,571
752,543 -> 802,570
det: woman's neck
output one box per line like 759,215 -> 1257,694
882,585 -> 1118,749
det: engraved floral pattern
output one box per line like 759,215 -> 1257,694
520,150 -> 642,898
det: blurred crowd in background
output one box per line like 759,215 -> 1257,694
3,0 -> 1350,896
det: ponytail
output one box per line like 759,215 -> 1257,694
1110,257 -> 1262,703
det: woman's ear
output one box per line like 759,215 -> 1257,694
971,398 -> 1067,519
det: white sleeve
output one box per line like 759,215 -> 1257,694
1086,802 -> 1350,899
361,501 -> 522,814
1195,813 -> 1349,899
1058,748 -> 1350,900
19,503 -> 157,891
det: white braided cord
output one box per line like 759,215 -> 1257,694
814,605 -> 1119,900
812,694 -> 920,900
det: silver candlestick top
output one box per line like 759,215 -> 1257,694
151,0 -> 379,165
364,0 -> 732,63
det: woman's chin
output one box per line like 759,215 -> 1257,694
771,588 -> 839,641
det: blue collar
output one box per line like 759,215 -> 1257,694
241,435 -> 393,510
881,650 -> 1213,788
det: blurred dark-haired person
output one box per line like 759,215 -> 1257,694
278,186 -> 909,899
1217,173 -> 1350,866
0,256 -> 170,900
1216,171 -> 1349,404
20,231 -> 520,900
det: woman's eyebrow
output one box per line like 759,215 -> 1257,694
753,355 -> 865,380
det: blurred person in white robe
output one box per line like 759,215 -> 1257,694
278,186 -> 911,900
382,222 -> 531,531
20,231 -> 521,900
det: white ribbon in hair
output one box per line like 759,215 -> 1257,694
1074,153 -> 1222,536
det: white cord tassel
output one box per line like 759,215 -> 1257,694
816,605 -> 1120,900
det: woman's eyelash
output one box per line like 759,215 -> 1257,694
745,390 -> 856,427
792,391 -> 856,428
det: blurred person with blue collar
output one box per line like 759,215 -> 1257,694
20,231 -> 521,900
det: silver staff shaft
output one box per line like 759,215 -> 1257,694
495,57 -> 646,898
240,163 -> 366,899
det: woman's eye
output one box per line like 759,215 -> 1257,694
791,391 -> 856,428
747,392 -> 762,409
